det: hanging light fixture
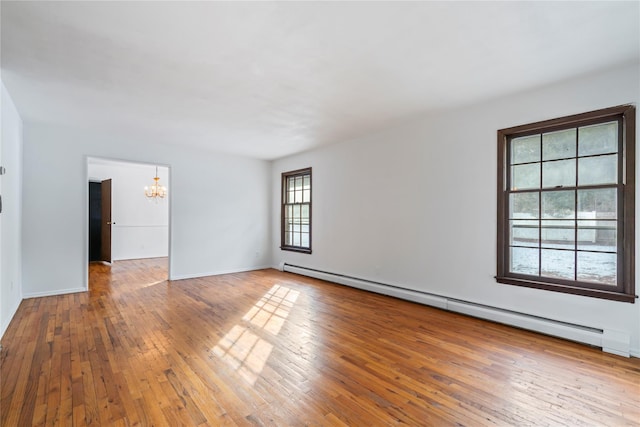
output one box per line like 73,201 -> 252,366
144,166 -> 167,201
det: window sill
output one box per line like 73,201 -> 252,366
496,276 -> 636,303
280,246 -> 312,254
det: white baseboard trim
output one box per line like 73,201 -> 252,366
113,255 -> 169,261
1,296 -> 23,340
170,265 -> 273,281
22,287 -> 87,299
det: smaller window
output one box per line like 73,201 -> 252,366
281,168 -> 312,253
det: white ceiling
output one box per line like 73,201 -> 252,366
2,1 -> 639,160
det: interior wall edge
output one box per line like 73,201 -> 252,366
0,297 -> 22,340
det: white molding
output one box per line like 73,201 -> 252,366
22,287 -> 87,299
169,265 -> 272,281
112,255 -> 169,262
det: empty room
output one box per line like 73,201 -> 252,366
1,1 -> 639,426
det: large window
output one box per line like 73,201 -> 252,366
281,168 -> 312,253
497,105 -> 636,302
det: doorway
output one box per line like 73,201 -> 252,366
86,157 -> 170,287
88,179 -> 113,262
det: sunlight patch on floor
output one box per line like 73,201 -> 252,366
212,284 -> 300,385
139,279 -> 166,289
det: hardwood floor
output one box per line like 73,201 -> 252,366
1,258 -> 639,426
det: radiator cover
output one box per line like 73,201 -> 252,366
281,263 -> 631,357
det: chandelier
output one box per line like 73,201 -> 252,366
144,166 -> 167,201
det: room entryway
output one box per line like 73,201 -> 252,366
87,157 -> 170,287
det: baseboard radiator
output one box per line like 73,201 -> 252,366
281,263 -> 631,357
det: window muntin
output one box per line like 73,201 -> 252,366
281,168 -> 312,253
497,105 -> 635,302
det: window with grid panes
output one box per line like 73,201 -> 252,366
281,168 -> 312,253
496,105 -> 636,302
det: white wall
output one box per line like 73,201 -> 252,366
22,124 -> 271,297
272,63 -> 640,356
88,160 -> 169,261
1,82 -> 23,338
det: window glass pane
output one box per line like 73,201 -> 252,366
303,190 -> 310,203
543,129 -> 576,161
509,193 -> 539,219
541,219 -> 574,249
511,163 -> 539,190
578,121 -> 618,156
577,220 -> 616,252
284,211 -> 293,231
293,232 -> 301,246
542,190 -> 575,219
578,155 -> 617,186
541,249 -> 575,280
285,231 -> 292,246
294,176 -> 303,190
511,135 -> 540,164
301,204 -> 309,219
510,247 -> 539,275
288,190 -> 294,204
577,188 -> 616,219
510,220 -> 538,247
577,252 -> 616,285
542,159 -> 575,188
295,190 -> 303,203
303,175 -> 310,189
288,178 -> 296,198
301,233 -> 310,248
286,205 -> 293,225
293,204 -> 300,219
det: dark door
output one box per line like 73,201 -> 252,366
88,182 -> 102,261
100,179 -> 112,263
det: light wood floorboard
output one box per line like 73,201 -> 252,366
1,258 -> 639,426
